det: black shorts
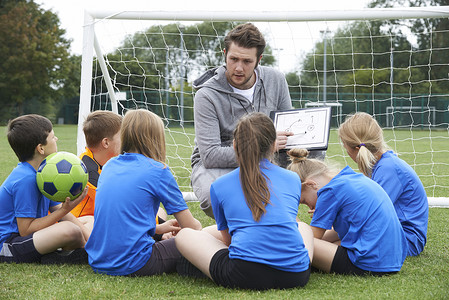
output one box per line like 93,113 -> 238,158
209,248 -> 311,290
0,233 -> 41,263
128,238 -> 181,277
331,246 -> 398,276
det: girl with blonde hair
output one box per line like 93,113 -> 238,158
176,112 -> 313,290
287,148 -> 407,275
85,109 -> 201,276
338,112 -> 428,256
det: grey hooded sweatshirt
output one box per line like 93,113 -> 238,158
191,65 -> 292,169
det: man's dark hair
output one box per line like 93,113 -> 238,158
7,114 -> 53,162
224,23 -> 266,60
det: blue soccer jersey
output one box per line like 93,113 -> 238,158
85,153 -> 188,276
311,166 -> 407,272
0,162 -> 59,244
372,151 -> 428,256
211,159 -> 310,273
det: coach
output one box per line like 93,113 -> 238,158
190,23 -> 293,218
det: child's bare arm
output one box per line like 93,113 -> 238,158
16,188 -> 88,237
155,219 -> 181,236
173,209 -> 202,231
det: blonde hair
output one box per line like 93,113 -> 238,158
234,113 -> 276,222
287,148 -> 331,182
338,112 -> 388,177
121,109 -> 166,164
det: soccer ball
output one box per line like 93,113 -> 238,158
36,152 -> 88,202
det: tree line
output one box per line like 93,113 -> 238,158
0,0 -> 447,124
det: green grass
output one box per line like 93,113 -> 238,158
1,125 -> 449,298
0,204 -> 448,299
1,125 -> 448,196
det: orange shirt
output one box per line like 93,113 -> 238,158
71,148 -> 161,225
71,148 -> 100,217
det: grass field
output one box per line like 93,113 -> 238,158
0,125 -> 448,299
0,205 -> 448,299
3,125 -> 447,196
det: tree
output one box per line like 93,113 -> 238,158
369,0 -> 449,93
287,0 -> 449,100
0,0 -> 73,122
290,16 -> 439,102
56,55 -> 82,124
99,21 -> 275,94
91,21 -> 276,122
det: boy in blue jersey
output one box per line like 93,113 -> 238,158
288,148 -> 407,275
0,114 -> 90,263
339,112 -> 428,256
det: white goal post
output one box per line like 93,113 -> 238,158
79,6 -> 449,206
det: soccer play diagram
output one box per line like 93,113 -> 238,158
272,106 -> 331,150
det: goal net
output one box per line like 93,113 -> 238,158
79,7 -> 449,204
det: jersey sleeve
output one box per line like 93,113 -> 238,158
13,175 -> 41,218
310,188 -> 338,230
156,167 -> 188,215
210,184 -> 228,231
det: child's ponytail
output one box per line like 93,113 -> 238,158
338,112 -> 388,177
234,113 -> 276,222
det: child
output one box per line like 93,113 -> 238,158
85,109 -> 201,276
287,148 -> 407,276
72,110 -> 168,240
338,112 -> 428,256
0,114 -> 89,263
71,110 -> 122,219
175,113 -> 313,290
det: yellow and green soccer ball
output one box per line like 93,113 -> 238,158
36,152 -> 88,202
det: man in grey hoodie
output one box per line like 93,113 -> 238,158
191,23 -> 294,218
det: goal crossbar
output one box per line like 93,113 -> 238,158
85,6 -> 449,22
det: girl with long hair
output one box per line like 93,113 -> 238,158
85,109 -> 201,276
287,148 -> 407,275
176,112 -> 313,290
338,112 -> 428,256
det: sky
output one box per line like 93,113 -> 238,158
35,0 -> 373,72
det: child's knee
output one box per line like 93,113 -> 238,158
176,228 -> 193,240
60,222 -> 84,243
175,228 -> 195,249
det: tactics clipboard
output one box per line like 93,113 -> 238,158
270,106 -> 332,150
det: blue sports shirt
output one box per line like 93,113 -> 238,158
0,162 -> 59,244
311,166 -> 408,272
372,150 -> 428,256
85,153 -> 188,276
211,159 -> 310,273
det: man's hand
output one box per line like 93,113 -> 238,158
275,131 -> 294,151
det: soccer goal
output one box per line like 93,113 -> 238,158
79,6 -> 449,205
